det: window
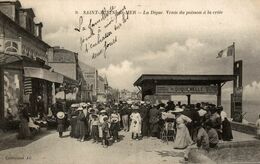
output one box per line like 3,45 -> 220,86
5,41 -> 18,54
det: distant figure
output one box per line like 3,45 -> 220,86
17,104 -> 31,139
149,105 -> 160,137
57,111 -> 65,138
121,104 -> 130,131
91,114 -> 99,143
206,121 -> 219,148
222,118 -> 233,141
36,96 -> 44,119
256,114 -> 260,139
102,117 -> 110,148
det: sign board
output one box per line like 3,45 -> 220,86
156,85 -> 218,95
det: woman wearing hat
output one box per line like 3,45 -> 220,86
76,107 -> 86,142
57,111 -> 65,138
69,104 -> 79,138
173,107 -> 193,149
149,105 -> 160,138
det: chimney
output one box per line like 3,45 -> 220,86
35,22 -> 43,39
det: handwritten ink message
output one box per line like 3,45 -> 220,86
74,6 -> 129,59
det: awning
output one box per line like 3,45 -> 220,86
0,53 -> 22,65
63,76 -> 79,86
24,67 -> 63,83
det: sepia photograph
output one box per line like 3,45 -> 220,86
0,0 -> 260,163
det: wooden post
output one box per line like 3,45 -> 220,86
217,83 -> 222,106
187,95 -> 191,105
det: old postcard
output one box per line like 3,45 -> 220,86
0,0 -> 260,163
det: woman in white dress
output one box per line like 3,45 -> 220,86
130,106 -> 142,140
173,107 -> 193,149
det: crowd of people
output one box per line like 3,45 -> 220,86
16,99 -> 234,161
54,100 -> 233,151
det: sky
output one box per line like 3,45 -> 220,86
18,0 -> 260,101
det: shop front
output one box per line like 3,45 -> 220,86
0,53 -> 63,129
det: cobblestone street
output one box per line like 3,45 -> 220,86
0,130 -> 183,164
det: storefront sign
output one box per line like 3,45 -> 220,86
156,85 -> 218,95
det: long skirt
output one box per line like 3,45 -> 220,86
70,117 -> 78,138
77,121 -> 86,138
222,120 -> 233,141
141,120 -> 149,136
18,119 -> 31,139
174,124 -> 193,149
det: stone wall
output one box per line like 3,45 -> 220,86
231,121 -> 256,135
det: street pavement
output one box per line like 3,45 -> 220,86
0,130 -> 184,164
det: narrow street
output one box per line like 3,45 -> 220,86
0,130 -> 183,164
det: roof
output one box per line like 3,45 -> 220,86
134,74 -> 236,86
0,11 -> 50,48
79,61 -> 96,73
0,0 -> 21,8
20,8 -> 35,18
51,48 -> 77,63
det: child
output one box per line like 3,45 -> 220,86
57,111 -> 65,138
130,108 -> 142,140
110,109 -> 121,142
102,117 -> 110,148
91,114 -> 99,143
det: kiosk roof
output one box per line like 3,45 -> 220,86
134,74 -> 236,86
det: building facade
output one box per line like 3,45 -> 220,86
0,1 -> 63,123
79,62 -> 98,102
47,47 -> 83,101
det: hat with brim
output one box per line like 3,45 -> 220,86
100,110 -> 107,113
91,114 -> 98,118
131,105 -> 139,110
77,107 -> 83,111
159,107 -> 165,110
71,104 -> 79,108
57,112 -> 65,119
173,107 -> 184,113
